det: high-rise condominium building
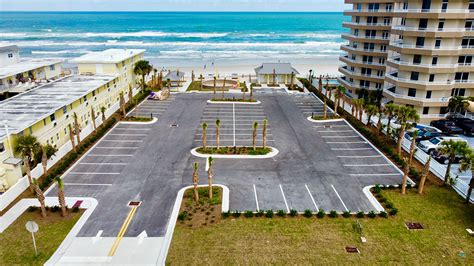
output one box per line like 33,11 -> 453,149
340,0 -> 474,123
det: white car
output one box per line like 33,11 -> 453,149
418,136 -> 468,154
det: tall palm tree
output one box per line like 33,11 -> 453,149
365,104 -> 379,126
133,60 -> 152,93
438,140 -> 470,186
68,124 -> 76,152
250,85 -> 254,101
352,99 -> 364,121
252,122 -> 258,150
262,119 -> 268,148
396,106 -> 419,155
128,85 -> 133,103
32,179 -> 47,217
334,86 -> 346,115
192,162 -> 199,201
100,106 -> 107,124
376,107 -> 384,134
418,156 -> 431,195
40,144 -> 57,178
290,72 -> 295,90
199,74 -> 203,90
207,157 -> 214,199
213,76 -> 217,100
152,69 -> 158,88
55,176 -> 67,217
90,107 -> 97,132
215,119 -> 221,149
272,69 -> 276,86
201,123 -> 208,148
221,78 -> 226,99
448,96 -> 470,114
384,103 -> 399,134
242,83 -> 246,100
119,92 -> 126,117
73,112 -> 81,145
191,70 -> 195,82
401,157 -> 410,195
158,71 -> 163,90
460,149 -> 474,203
318,76 -> 323,92
15,135 -> 40,193
408,130 -> 418,166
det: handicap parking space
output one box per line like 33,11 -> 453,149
127,94 -> 175,118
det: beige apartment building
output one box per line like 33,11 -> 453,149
340,0 -> 474,123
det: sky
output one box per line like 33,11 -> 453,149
0,0 -> 347,12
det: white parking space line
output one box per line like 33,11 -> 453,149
95,147 -> 139,149
79,162 -> 127,165
87,154 -> 134,157
326,141 -> 367,144
318,130 -> 353,133
279,184 -> 290,213
305,184 -> 319,212
322,136 -> 360,138
68,172 -> 121,175
196,133 -> 273,136
331,184 -> 349,212
253,184 -> 260,211
108,133 -> 148,136
232,103 -> 236,146
337,155 -> 382,158
63,183 -> 113,186
350,173 -> 401,176
114,128 -> 151,131
194,139 -> 274,142
101,140 -> 143,143
331,148 -> 372,151
343,164 -> 391,167
313,125 -> 348,128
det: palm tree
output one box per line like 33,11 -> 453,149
100,106 -> 107,124
250,85 -> 254,101
199,74 -> 204,90
215,119 -> 221,150
133,60 -> 152,93
242,83 -> 246,101
119,92 -> 126,117
15,135 -> 40,193
207,157 -> 214,199
32,179 -> 47,217
318,76 -> 323,92
252,122 -> 258,150
323,96 -> 328,119
201,123 -> 208,148
396,106 -> 419,155
73,112 -> 81,145
418,156 -> 431,195
272,69 -> 276,86
408,130 -> 418,166
221,78 -> 226,99
448,96 -> 470,114
90,107 -> 97,132
334,86 -> 346,115
55,176 -> 67,217
401,157 -> 410,195
384,103 -> 399,134
68,124 -> 76,151
192,162 -> 199,201
158,71 -> 163,90
40,144 -> 57,178
213,76 -> 217,100
376,107 -> 384,134
460,149 -> 474,203
152,69 -> 158,88
128,85 -> 133,103
262,119 -> 268,148
365,104 -> 379,126
191,70 -> 195,82
352,99 -> 364,121
290,72 -> 295,90
438,140 -> 470,186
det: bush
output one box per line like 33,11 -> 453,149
374,184 -> 381,194
379,197 -> 387,203
289,209 -> 298,217
356,211 -> 364,218
316,210 -> 325,218
265,210 -> 274,218
389,208 -> 398,216
303,209 -> 313,218
222,210 -> 231,218
72,206 -> 80,213
178,211 -> 188,221
51,205 -> 60,213
385,202 -> 394,209
276,209 -> 286,217
329,210 -> 338,218
388,185 -> 395,189
232,210 -> 241,218
27,206 -> 38,212
406,183 -> 412,189
379,211 -> 388,218
342,211 -> 351,218
244,210 -> 254,218
368,211 -> 376,218
255,210 -> 265,217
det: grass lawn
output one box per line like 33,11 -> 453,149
167,185 -> 474,264
0,209 -> 83,265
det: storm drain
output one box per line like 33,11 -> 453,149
406,222 -> 423,230
345,246 -> 360,253
128,201 -> 142,207
324,125 -> 332,128
170,124 -> 179,128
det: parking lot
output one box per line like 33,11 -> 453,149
291,93 -> 334,117
127,94 -> 175,118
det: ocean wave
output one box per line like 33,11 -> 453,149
0,31 -> 229,39
31,50 -> 93,55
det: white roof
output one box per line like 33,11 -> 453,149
0,74 -> 116,140
70,49 -> 145,64
0,44 -> 19,53
255,63 -> 299,75
0,58 -> 63,79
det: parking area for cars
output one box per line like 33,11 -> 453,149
127,94 -> 175,118
291,93 -> 334,117
195,101 -> 273,147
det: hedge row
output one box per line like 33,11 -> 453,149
221,208 -> 393,219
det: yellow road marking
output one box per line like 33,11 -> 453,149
108,206 -> 137,256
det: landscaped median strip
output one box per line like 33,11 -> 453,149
190,146 -> 279,159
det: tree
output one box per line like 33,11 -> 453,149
119,92 -> 126,117
90,106 -> 97,132
396,106 -> 419,155
438,140 -> 470,186
68,124 -> 76,152
262,119 -> 268,148
133,60 -> 152,93
207,157 -> 214,199
250,85 -> 254,101
15,135 -> 40,193
376,107 -> 384,134
128,85 -> 133,103
191,70 -> 195,82
318,76 -> 323,92
215,119 -> 221,150
460,149 -> 474,203
384,103 -> 399,134
213,76 -> 217,100
100,106 -> 107,124
221,78 -> 226,100
242,83 -> 246,101
200,74 -> 203,90
290,72 -> 295,90
352,99 -> 364,121
365,104 -> 379,126
32,179 -> 47,217
408,130 -> 418,166
252,122 -> 258,150
56,176 -> 67,217
73,112 -> 81,145
448,96 -> 470,114
418,156 -> 431,195
40,144 -> 57,178
401,157 -> 409,195
193,162 -> 199,201
323,96 -> 328,119
272,68 -> 276,86
201,123 -> 208,149
334,85 -> 346,115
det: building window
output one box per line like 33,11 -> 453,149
458,55 -> 472,65
384,17 -> 391,25
432,56 -> 438,65
413,55 -> 422,64
416,37 -> 425,47
455,72 -> 470,81
50,65 -> 55,71
380,45 -> 387,52
452,88 -> 466,96
435,38 -> 442,49
426,90 -> 432,99
43,119 -> 46,126
375,83 -> 382,89
7,53 -> 13,58
429,74 -> 435,82
438,19 -> 445,30
410,72 -> 419,81
470,0 -> 474,11
29,127 -> 33,134
50,114 -> 56,123
408,88 -> 417,97
423,107 -> 430,114
441,0 -> 448,11
0,142 -> 4,153
466,20 -> 474,30
62,106 -> 68,115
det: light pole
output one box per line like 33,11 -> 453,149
3,120 -> 14,157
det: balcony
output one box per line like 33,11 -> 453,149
340,45 -> 388,56
339,66 -> 385,81
383,88 -> 450,107
387,57 -> 473,73
339,55 -> 387,69
338,76 -> 378,91
342,33 -> 390,43
389,41 -> 474,55
344,9 -> 396,17
386,72 -> 474,89
391,25 -> 471,37
342,22 -> 391,30
392,8 -> 474,19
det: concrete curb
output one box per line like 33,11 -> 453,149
157,184 -> 229,265
306,116 -> 344,123
206,100 -> 261,105
363,186 -> 385,213
120,117 -> 158,125
190,147 -> 279,159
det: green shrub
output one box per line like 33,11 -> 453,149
385,201 -> 394,209
329,210 -> 338,218
276,209 -> 286,217
389,208 -> 398,216
222,211 -> 231,218
232,210 -> 241,218
303,209 -> 313,218
316,210 -> 325,218
388,185 -> 395,189
51,205 -> 60,213
356,211 -> 364,218
244,210 -> 254,218
72,206 -> 80,213
265,210 -> 274,218
407,183 -> 412,189
379,197 -> 387,203
342,211 -> 351,218
374,184 -> 381,194
27,206 -> 38,212
255,210 -> 265,217
379,211 -> 388,218
178,211 -> 188,221
368,211 -> 376,218
289,209 -> 298,217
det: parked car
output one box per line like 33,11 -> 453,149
430,120 -> 464,135
418,136 -> 468,155
432,149 -> 464,164
404,125 -> 444,143
451,117 -> 474,136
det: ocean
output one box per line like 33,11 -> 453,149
0,12 -> 348,74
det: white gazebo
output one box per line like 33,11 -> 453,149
254,63 -> 299,85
